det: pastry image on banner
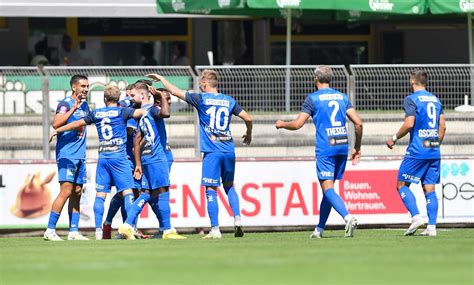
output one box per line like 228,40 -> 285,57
10,171 -> 55,219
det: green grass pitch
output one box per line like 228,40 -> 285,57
1,229 -> 473,285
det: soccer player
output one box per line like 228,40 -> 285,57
118,82 -> 185,240
49,85 -> 145,240
275,65 -> 362,238
146,69 -> 253,239
43,74 -> 91,241
386,70 -> 446,237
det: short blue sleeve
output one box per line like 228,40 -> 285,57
149,106 -> 161,119
55,101 -> 70,114
345,95 -> 353,110
121,107 -> 135,120
185,92 -> 202,108
233,101 -> 243,116
82,111 -> 94,125
301,95 -> 314,116
127,118 -> 137,129
404,97 -> 416,117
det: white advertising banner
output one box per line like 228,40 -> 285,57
0,159 -> 473,229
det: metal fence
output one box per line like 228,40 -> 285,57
0,64 -> 473,160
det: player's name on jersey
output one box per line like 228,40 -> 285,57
326,126 -> 348,136
204,98 -> 230,107
418,96 -> 439,103
99,138 -> 124,146
418,129 -> 438,138
319,94 -> 343,101
96,110 -> 120,118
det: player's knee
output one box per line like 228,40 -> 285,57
396,181 -> 409,190
96,192 -> 107,199
223,182 -> 233,191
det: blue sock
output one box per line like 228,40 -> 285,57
425,191 -> 438,225
398,186 -> 420,217
47,211 -> 60,230
93,197 -> 106,229
324,188 -> 349,219
123,193 -> 134,215
69,212 -> 80,232
158,192 -> 171,231
206,189 -> 219,227
120,204 -> 127,222
105,193 -> 123,224
224,186 -> 241,217
125,192 -> 150,225
317,195 -> 332,230
149,197 -> 163,230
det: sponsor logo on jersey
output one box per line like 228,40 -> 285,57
319,94 -> 343,101
205,99 -> 230,107
96,110 -> 119,118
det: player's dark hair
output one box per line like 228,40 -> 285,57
70,74 -> 88,87
135,79 -> 153,86
410,70 -> 428,87
126,84 -> 134,91
104,85 -> 121,103
314,65 -> 332,84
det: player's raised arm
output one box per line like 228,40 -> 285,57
237,110 -> 253,145
438,114 -> 446,144
346,108 -> 363,165
275,112 -> 310,131
146,73 -> 186,101
52,96 -> 84,129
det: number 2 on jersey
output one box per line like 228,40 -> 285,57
328,100 -> 342,127
206,106 -> 229,130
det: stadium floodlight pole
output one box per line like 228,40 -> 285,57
40,66 -> 51,160
285,7 -> 292,112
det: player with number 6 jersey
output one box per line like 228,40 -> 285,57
386,70 -> 446,237
146,70 -> 253,239
275,65 -> 363,239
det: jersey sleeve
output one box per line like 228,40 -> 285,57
149,106 -> 162,119
232,101 -> 243,116
127,118 -> 137,129
55,101 -> 70,114
121,107 -> 135,120
404,97 -> 416,117
185,92 -> 202,108
301,95 -> 314,116
82,111 -> 94,125
345,95 -> 353,110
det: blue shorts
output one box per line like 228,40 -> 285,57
201,152 -> 235,186
96,158 -> 134,193
398,157 -> 440,185
141,161 -> 170,190
57,158 -> 87,184
316,155 -> 347,181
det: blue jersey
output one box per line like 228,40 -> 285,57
83,106 -> 135,159
155,116 -> 174,162
138,105 -> 167,165
301,88 -> 352,157
185,92 -> 243,153
55,97 -> 90,160
404,90 -> 443,159
119,97 -> 138,162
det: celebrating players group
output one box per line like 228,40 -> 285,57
43,66 -> 446,241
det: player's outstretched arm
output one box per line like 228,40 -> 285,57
386,116 -> 414,149
132,108 -> 146,119
146,74 -> 186,101
49,119 -> 87,143
275,112 -> 310,131
133,131 -> 144,180
346,108 -> 363,165
438,114 -> 446,144
237,110 -> 253,145
52,96 -> 84,129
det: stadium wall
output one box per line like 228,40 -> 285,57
1,158 -> 472,230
